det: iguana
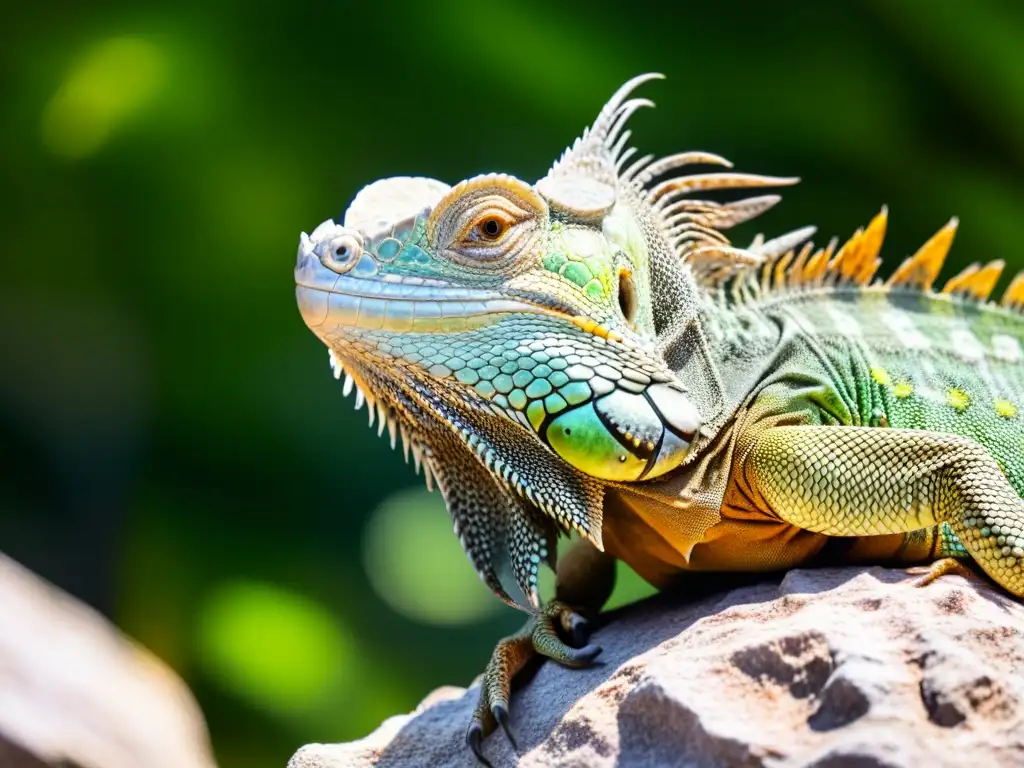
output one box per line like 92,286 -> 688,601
294,73 -> 1024,764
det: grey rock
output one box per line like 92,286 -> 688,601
0,554 -> 217,768
290,565 -> 1024,768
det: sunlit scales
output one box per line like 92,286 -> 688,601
869,366 -> 890,386
892,381 -> 915,399
946,387 -> 971,411
995,399 -> 1018,419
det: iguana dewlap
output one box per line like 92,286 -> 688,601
294,74 -> 1024,765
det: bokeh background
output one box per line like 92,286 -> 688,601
3,0 -> 1023,765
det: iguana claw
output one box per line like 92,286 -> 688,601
467,600 -> 601,765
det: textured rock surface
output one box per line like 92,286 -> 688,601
0,554 -> 217,768
290,566 -> 1024,768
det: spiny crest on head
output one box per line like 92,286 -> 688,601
717,208 -> 1024,312
536,73 -> 802,271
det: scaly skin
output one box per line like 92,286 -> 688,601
294,74 -> 1024,763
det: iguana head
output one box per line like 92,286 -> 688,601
295,74 -> 797,608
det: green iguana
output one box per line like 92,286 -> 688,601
294,73 -> 1024,764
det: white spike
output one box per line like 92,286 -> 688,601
412,445 -> 423,474
608,130 -> 632,164
621,153 -> 655,182
400,427 -> 411,463
342,374 -> 354,397
714,194 -> 783,229
376,407 -> 386,437
751,225 -> 817,257
604,98 -> 655,149
354,389 -> 366,411
423,461 -> 435,492
633,151 -> 733,187
367,399 -> 376,428
615,146 -> 639,174
388,417 -> 398,450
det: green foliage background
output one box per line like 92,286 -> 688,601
2,1 -> 1023,765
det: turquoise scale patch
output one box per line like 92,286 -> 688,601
544,393 -> 568,414
376,239 -> 401,261
513,370 -> 534,388
526,378 -> 553,398
561,381 -> 592,405
493,374 -> 514,394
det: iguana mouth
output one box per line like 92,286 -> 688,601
295,228 -> 622,340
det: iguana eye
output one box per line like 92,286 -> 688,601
427,174 -> 548,270
463,211 -> 514,245
479,216 -> 506,240
317,232 -> 363,275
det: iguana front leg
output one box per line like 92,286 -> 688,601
743,425 -> 1024,595
468,540 -> 615,766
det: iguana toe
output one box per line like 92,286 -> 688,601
467,601 -> 602,764
912,557 -> 979,588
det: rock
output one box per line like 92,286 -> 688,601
289,566 -> 1024,768
0,554 -> 217,768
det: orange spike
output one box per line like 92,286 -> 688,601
804,247 -> 831,284
773,249 -> 794,291
886,218 -> 958,290
828,226 -> 863,281
942,260 -> 1004,301
807,238 -> 839,284
856,256 -> 883,286
1000,271 -> 1024,311
786,241 -> 814,287
828,208 -> 888,286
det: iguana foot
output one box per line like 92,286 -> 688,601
466,600 -> 601,766
913,557 -> 978,588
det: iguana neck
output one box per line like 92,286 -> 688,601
655,287 -> 784,450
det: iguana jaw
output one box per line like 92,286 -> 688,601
296,227 -> 539,335
296,224 -> 624,340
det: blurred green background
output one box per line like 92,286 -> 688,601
3,0 -> 1023,765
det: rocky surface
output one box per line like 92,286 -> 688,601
0,554 -> 217,768
290,565 -> 1024,768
